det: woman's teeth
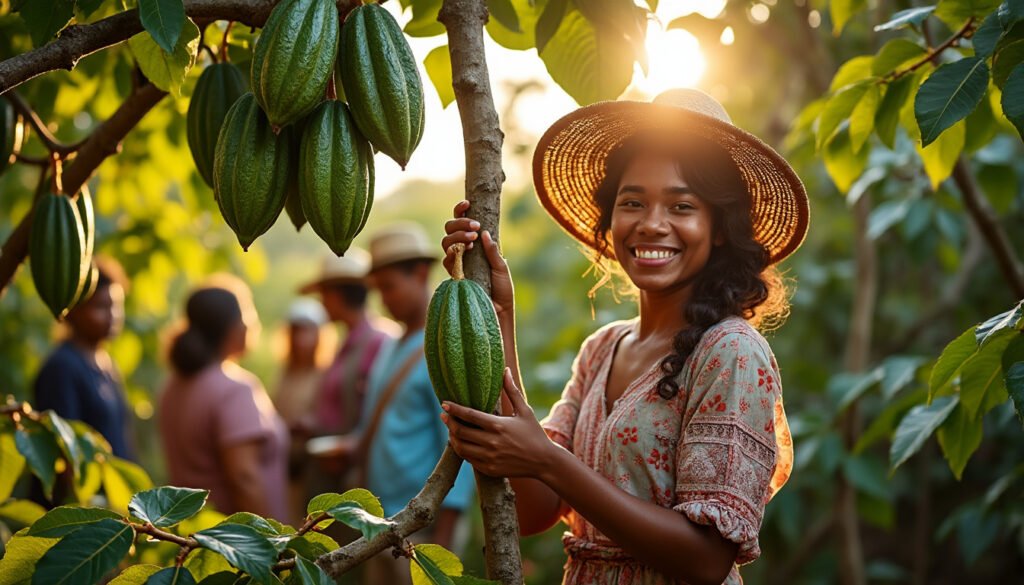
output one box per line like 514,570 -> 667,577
634,248 -> 676,259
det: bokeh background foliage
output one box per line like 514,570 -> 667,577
1,0 -> 1023,583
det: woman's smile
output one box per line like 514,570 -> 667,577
630,245 -> 681,266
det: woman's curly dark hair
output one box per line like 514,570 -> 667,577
592,133 -> 789,399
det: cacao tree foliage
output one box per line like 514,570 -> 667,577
2,0 -> 1024,583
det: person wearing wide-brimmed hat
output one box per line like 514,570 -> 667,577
439,89 -> 807,585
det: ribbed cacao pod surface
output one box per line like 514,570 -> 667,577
30,191 -> 87,320
298,100 -> 373,256
187,63 -> 247,188
281,125 -> 306,231
213,93 -> 290,250
251,0 -> 339,129
425,245 -> 505,414
339,3 -> 425,169
0,97 -> 23,176
68,186 -> 96,309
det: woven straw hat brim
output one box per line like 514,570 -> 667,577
533,100 -> 809,265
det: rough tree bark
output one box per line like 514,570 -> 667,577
438,1 -> 524,583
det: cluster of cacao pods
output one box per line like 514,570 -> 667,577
425,244 -> 505,415
185,0 -> 424,255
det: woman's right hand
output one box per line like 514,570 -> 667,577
441,200 -> 515,318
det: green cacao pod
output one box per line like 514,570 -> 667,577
425,244 -> 505,414
213,93 -> 290,250
0,96 -> 23,176
282,125 -> 306,231
251,0 -> 339,129
298,100 -> 373,256
339,3 -> 425,169
30,191 -> 87,320
187,63 -> 247,188
68,186 -> 96,308
74,262 -> 100,309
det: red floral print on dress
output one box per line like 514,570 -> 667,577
699,393 -> 728,413
758,367 -> 776,393
617,425 -> 639,445
647,448 -> 671,471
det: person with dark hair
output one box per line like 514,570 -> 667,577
34,255 -> 135,463
158,277 -> 288,520
438,89 -> 809,585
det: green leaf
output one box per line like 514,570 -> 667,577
486,0 -> 540,50
890,395 -> 959,471
306,488 -> 384,531
882,356 -> 927,399
404,0 -> 445,37
975,301 -> 1024,345
0,431 -> 26,502
293,557 -> 333,585
993,39 -> 1024,86
960,330 -> 1014,419
76,0 -> 108,18
535,0 -> 568,54
0,500 -> 47,529
27,506 -> 121,538
824,128 -> 869,193
917,119 -> 965,188
539,6 -> 634,105
842,455 -> 891,499
872,39 -> 928,76
937,403 -> 984,479
874,6 -> 937,31
108,565 -> 163,585
325,502 -> 394,541
830,55 -> 875,92
1006,361 -> 1024,425
18,0 -> 75,47
286,532 -> 339,561
193,573 -> 239,585
411,543 -> 461,585
868,199 -> 911,239
451,577 -> 500,585
876,75 -> 915,148
1002,63 -> 1024,138
930,326 -> 979,398
828,369 -> 883,411
854,388 -> 929,454
15,418 -> 62,499
193,524 -> 279,585
817,81 -> 872,150
128,17 -> 200,96
424,46 -> 455,109
934,0 -> 1002,29
147,566 -> 198,585
850,83 -> 883,152
915,57 -> 990,147
973,11 -> 1004,58
139,0 -> 185,54
102,457 -> 154,514
667,13 -> 726,47
129,486 -> 209,528
999,0 -> 1024,28
831,0 -> 867,35
0,529 -> 59,585
964,92 -> 998,151
31,518 -> 134,585
486,0 -> 520,32
183,549 -> 234,582
218,512 -> 280,536
45,412 -> 81,477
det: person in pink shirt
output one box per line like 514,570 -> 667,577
159,277 -> 289,521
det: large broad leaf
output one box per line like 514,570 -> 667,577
0,431 -> 26,501
855,388 -> 929,453
27,506 -> 121,538
0,500 -> 47,529
872,39 -> 928,76
218,512 -> 280,536
286,532 -> 340,562
975,301 -> 1024,345
993,39 -> 1024,87
964,94 -> 999,152
817,81 -> 873,150
138,0 -> 185,54
831,0 -> 868,35
881,356 -> 927,399
1006,361 -> 1024,425
0,529 -> 60,585
102,457 -> 154,514
128,17 -> 200,96
890,395 -> 959,471
307,488 -> 384,518
147,566 -> 198,585
18,0 -> 75,48
31,518 -> 134,585
129,486 -> 209,528
534,0 -> 567,52
830,56 -> 875,92
182,549 -> 234,581
1000,0 -> 1024,28
14,418 -> 62,499
293,557 -> 333,585
45,412 -> 81,476
937,403 -> 984,479
916,119 -> 965,188
76,0 -> 109,18
867,199 -> 911,239
486,0 -> 520,32
539,6 -> 634,105
404,0 -> 445,37
325,502 -> 394,542
935,0 -> 1002,28
1000,64 -> 1024,139
486,0 -> 542,50
930,326 -> 978,398
960,330 -> 1014,420
411,543 -> 461,585
973,11 -> 1004,58
424,46 -> 455,109
192,524 -> 279,585
915,57 -> 989,147
828,369 -> 883,411
849,83 -> 883,152
108,565 -> 163,585
874,6 -> 937,31
823,128 -> 869,193
193,572 -> 239,585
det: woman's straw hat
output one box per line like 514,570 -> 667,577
368,222 -> 438,272
532,88 -> 809,264
298,248 -> 370,293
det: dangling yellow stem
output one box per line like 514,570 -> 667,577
451,243 -> 465,280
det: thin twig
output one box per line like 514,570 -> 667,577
218,21 -> 234,63
884,18 -> 975,82
4,91 -> 79,157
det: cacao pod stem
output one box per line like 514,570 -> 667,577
451,243 -> 466,281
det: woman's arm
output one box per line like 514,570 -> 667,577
221,439 -> 272,517
442,371 -> 738,585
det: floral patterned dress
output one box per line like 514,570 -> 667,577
540,317 -> 794,585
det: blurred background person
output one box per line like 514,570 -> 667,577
159,276 -> 288,521
272,297 -> 329,524
34,255 -> 135,462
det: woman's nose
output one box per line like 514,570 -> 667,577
636,207 -> 670,236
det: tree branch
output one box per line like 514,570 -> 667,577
316,445 -> 462,578
4,91 -> 81,156
886,18 -> 975,82
0,83 -> 167,297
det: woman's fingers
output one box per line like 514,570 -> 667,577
480,231 -> 508,271
453,200 -> 470,218
442,401 -> 501,430
502,368 -> 528,414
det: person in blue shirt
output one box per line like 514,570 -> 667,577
34,256 -> 134,463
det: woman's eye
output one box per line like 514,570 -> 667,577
673,202 -> 696,211
616,199 -> 642,208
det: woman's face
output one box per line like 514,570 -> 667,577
610,152 -> 719,294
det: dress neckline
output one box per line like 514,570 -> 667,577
600,322 -> 662,418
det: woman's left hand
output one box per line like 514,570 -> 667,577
441,368 -> 558,479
